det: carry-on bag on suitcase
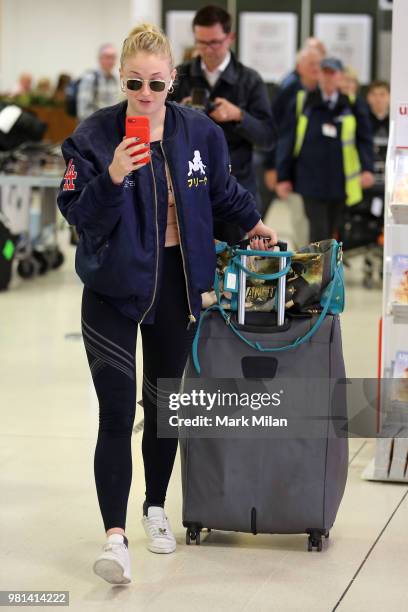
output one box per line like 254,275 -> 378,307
180,240 -> 348,551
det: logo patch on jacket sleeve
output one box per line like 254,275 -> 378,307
187,150 -> 208,189
63,158 -> 78,191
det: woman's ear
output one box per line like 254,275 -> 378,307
168,69 -> 177,93
119,68 -> 126,92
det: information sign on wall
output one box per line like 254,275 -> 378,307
239,12 -> 298,83
314,14 -> 372,85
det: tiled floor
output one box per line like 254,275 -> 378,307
1,202 -> 407,611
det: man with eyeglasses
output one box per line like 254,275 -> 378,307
172,5 -> 276,244
77,43 -> 119,122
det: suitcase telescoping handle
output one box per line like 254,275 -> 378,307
237,238 -> 289,326
238,239 -> 288,252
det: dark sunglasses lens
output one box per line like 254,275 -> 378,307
149,80 -> 166,92
126,79 -> 143,91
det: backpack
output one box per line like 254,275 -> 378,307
65,70 -> 99,118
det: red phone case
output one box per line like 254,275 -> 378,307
126,116 -> 150,164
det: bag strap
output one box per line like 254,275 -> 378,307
192,304 -> 229,374
232,256 -> 291,280
230,244 -> 293,280
233,247 -> 293,258
192,263 -> 341,374
215,241 -> 230,254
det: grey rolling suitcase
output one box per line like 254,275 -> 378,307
180,241 -> 348,551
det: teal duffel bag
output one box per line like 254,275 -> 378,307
194,238 -> 345,373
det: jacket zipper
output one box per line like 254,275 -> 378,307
160,141 -> 196,330
140,160 -> 160,324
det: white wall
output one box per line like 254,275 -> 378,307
0,0 -> 161,92
130,0 -> 160,25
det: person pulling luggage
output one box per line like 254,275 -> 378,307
57,22 -> 277,585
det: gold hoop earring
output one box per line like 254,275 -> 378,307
168,84 -> 174,94
120,80 -> 126,92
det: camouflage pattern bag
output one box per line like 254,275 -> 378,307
202,239 -> 343,315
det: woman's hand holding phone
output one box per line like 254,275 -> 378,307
108,137 -> 150,185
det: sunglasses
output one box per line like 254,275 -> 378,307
125,78 -> 168,92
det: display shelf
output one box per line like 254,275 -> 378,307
390,203 -> 408,224
362,65 -> 408,481
390,303 -> 408,321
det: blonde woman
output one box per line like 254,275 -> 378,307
58,23 -> 277,585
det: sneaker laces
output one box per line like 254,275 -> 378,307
145,515 -> 171,538
102,542 -> 126,553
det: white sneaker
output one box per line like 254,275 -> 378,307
93,533 -> 131,584
142,506 -> 177,554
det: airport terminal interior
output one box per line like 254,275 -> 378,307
2,204 -> 406,611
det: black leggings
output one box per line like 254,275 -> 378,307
81,246 -> 198,532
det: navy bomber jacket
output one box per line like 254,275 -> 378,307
57,100 -> 261,325
172,52 -> 277,195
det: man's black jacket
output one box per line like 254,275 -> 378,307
171,52 -> 276,196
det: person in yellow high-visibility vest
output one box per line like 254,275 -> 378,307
276,57 -> 374,243
263,46 -> 323,248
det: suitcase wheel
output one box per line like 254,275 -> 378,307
33,250 -> 49,275
50,249 -> 65,270
306,529 -> 327,552
17,257 -> 40,279
307,534 -> 322,552
186,526 -> 201,545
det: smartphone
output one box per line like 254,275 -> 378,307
125,116 -> 150,165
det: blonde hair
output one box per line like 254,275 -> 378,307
344,66 -> 359,82
120,23 -> 174,68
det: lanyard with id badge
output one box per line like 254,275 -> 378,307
322,123 -> 337,138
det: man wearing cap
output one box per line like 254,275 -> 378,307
276,57 -> 374,243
